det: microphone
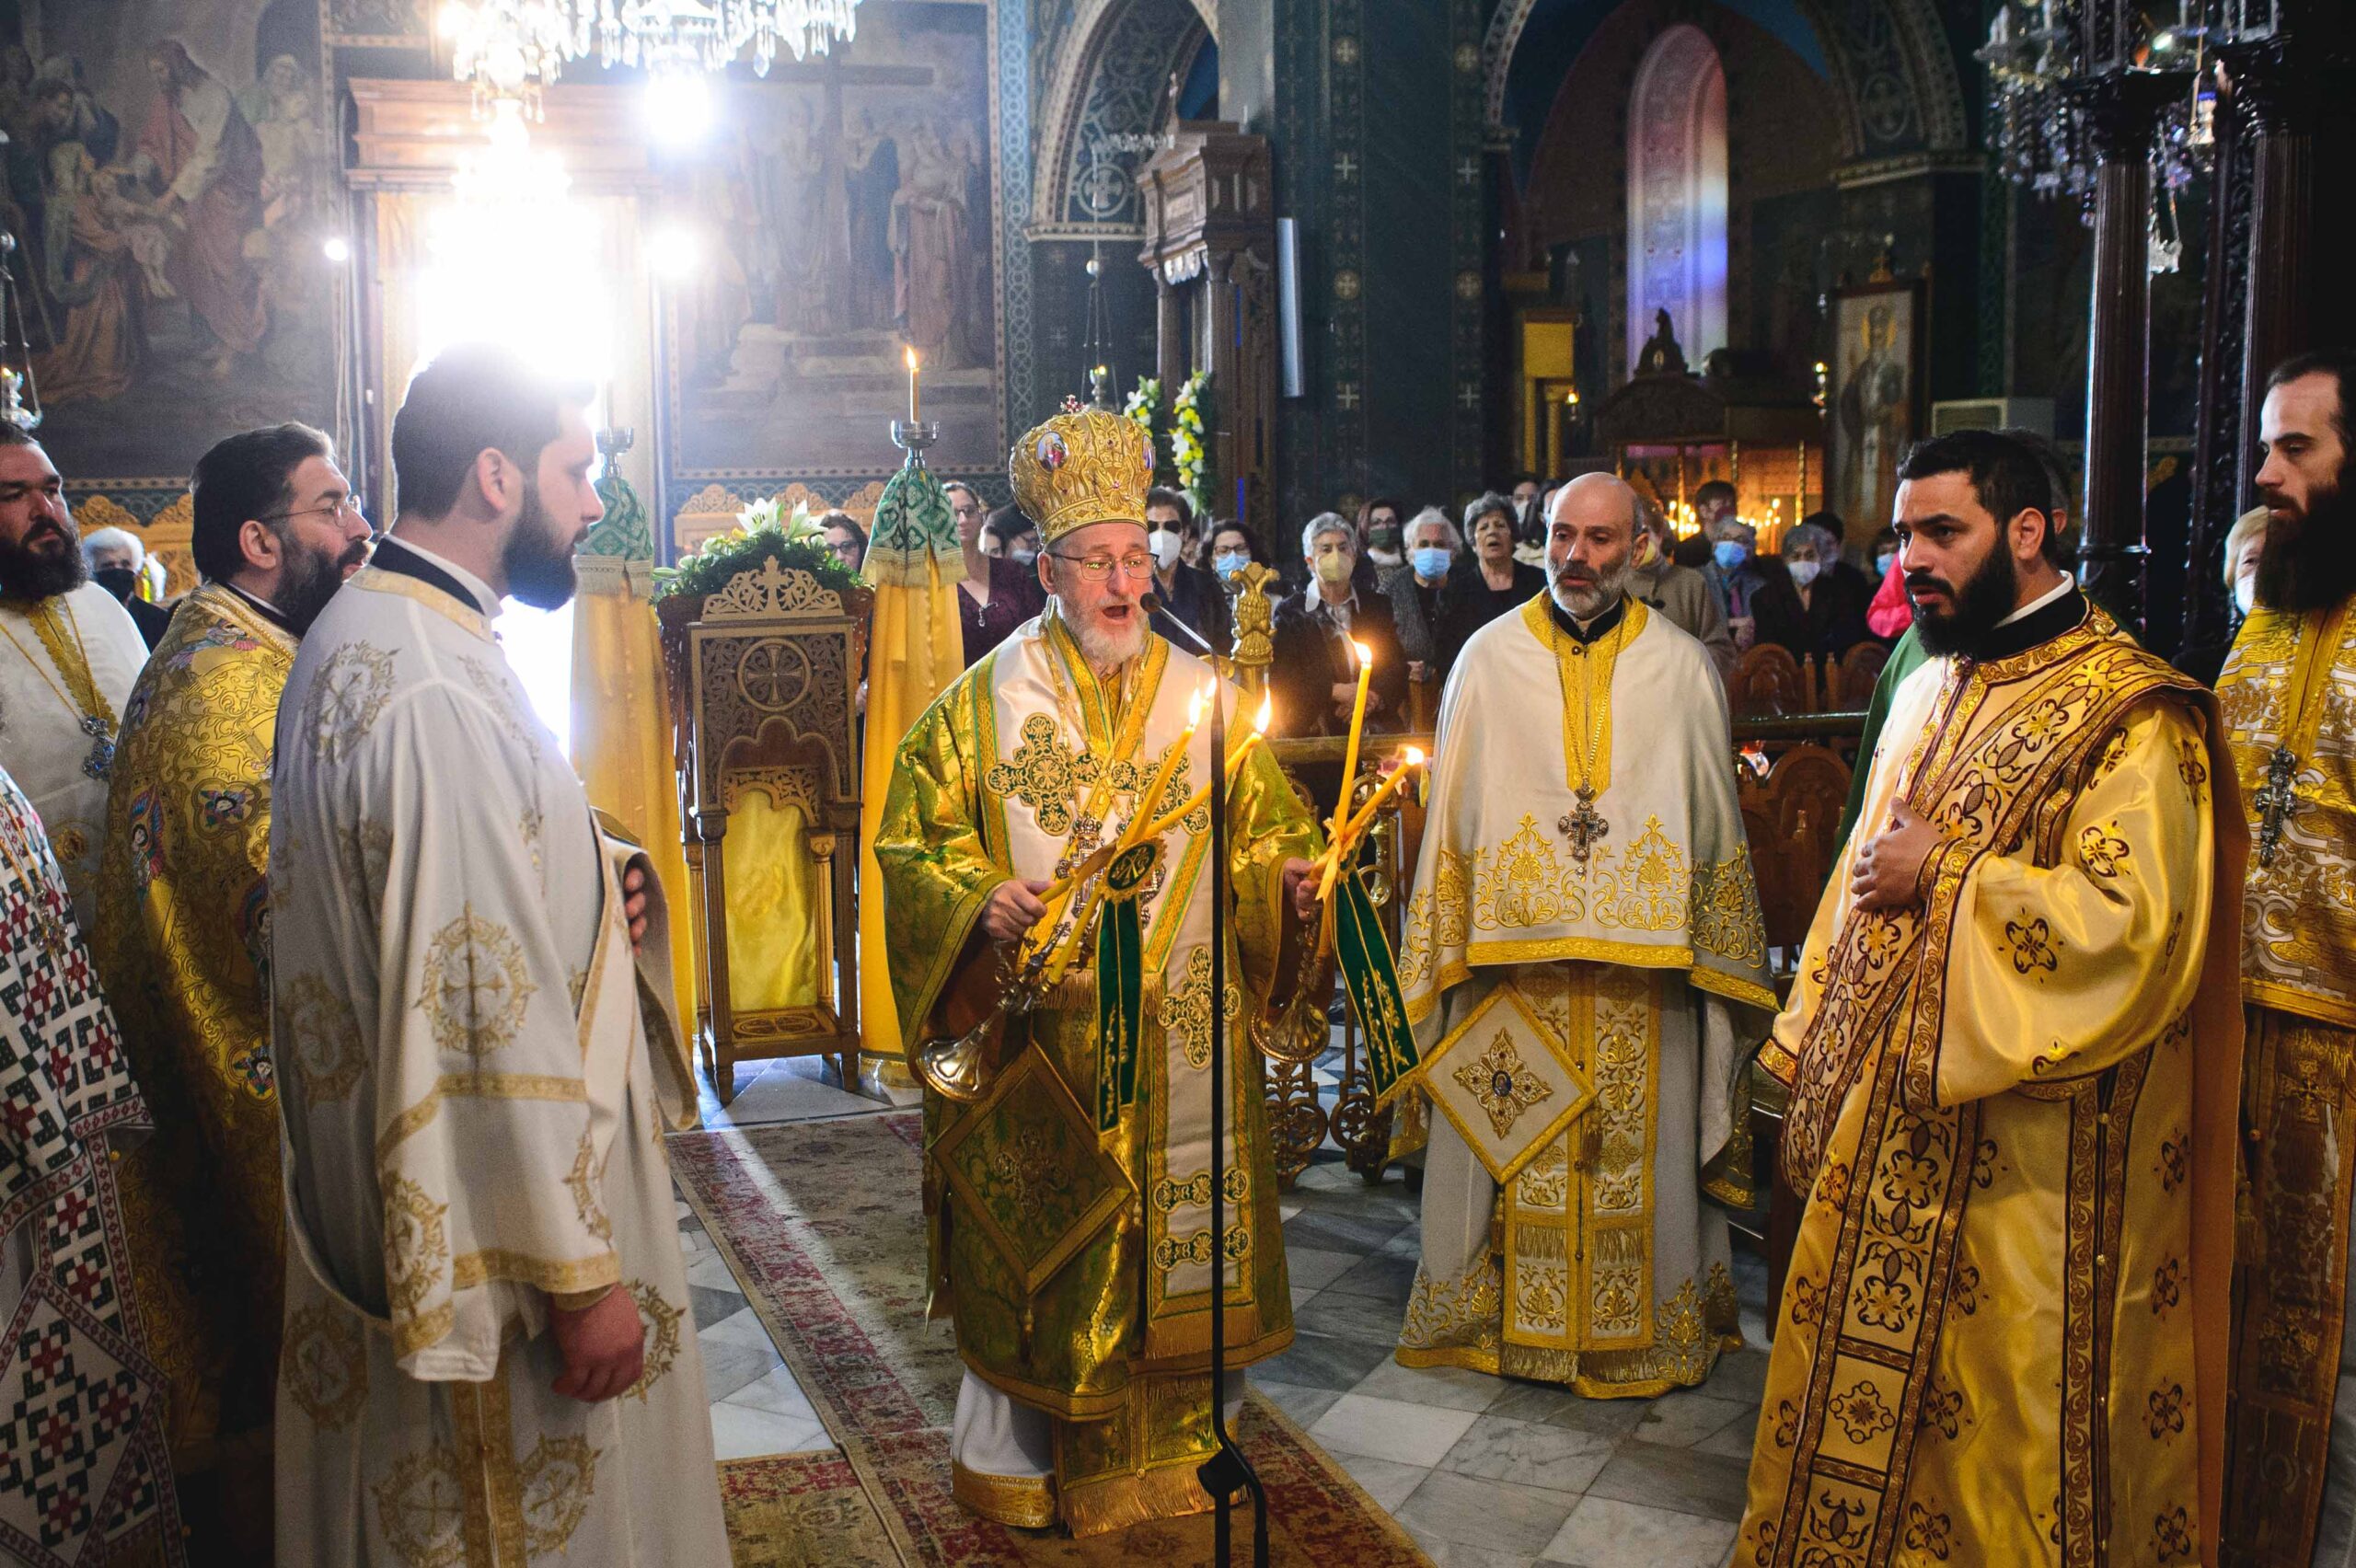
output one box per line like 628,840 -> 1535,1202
1139,590 -> 1218,659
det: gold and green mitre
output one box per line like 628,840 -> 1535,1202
1011,402 -> 1156,542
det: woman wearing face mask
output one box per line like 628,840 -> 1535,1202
1357,495 -> 1406,572
81,525 -> 174,648
1207,520 -> 1260,590
1748,515 -> 1874,663
1141,485 -> 1230,651
1380,506 -> 1460,686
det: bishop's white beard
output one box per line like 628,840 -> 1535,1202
1053,595 -> 1148,673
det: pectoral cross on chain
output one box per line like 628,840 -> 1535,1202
2254,744 -> 2301,869
1558,787 -> 1608,863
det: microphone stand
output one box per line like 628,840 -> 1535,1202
1142,592 -> 1268,1568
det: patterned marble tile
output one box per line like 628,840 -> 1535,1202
1311,1393 -> 1482,1468
709,1402 -> 830,1460
1437,1414 -> 1618,1495
1539,1495 -> 1738,1568
1704,1346 -> 1772,1404
1284,1208 -> 1413,1256
688,1283 -> 749,1331
1350,1358 -> 1508,1414
1394,1468 -> 1582,1557
1287,1245 -> 1364,1290
698,1306 -> 786,1403
1253,1331 -> 1397,1391
722,1365 -> 822,1426
1630,1389 -> 1756,1449
1325,1250 -> 1419,1303
1255,1378 -> 1345,1430
1290,1285 -> 1409,1345
1481,1380 -> 1654,1440
1328,1450 -> 1430,1513
1582,1440 -> 1752,1523
685,1251 -> 745,1293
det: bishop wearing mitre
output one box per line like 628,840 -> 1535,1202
1393,473 -> 1776,1394
874,404 -> 1322,1536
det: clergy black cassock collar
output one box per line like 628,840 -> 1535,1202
220,581 -> 297,638
1545,589 -> 1628,646
370,535 -> 492,618
1967,581 -> 2087,663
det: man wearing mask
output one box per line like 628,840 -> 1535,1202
1143,484 -> 1228,649
1270,512 -> 1406,746
1623,501 -> 1734,687
1702,513 -> 1761,647
84,525 -> 174,647
1384,506 -> 1460,686
1358,495 -> 1406,573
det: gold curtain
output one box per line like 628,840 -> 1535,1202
721,775 -> 824,1012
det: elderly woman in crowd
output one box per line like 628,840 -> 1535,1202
1444,490 -> 1546,659
1381,505 -> 1461,686
1750,514 -> 1874,663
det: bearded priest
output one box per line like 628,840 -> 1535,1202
874,404 -> 1324,1536
1738,429 -> 2244,1568
1392,473 -> 1777,1394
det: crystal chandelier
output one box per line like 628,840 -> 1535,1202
437,0 -> 861,113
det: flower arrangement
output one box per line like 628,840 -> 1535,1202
652,495 -> 857,602
1123,375 -> 1165,479
1170,370 -> 1211,516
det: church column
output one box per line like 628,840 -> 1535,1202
2072,73 -> 2180,630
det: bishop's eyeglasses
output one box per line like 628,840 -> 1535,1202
1046,549 -> 1155,582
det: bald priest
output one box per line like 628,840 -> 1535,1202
1393,473 -> 1777,1395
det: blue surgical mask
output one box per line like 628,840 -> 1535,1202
1011,546 -> 1039,567
1213,550 -> 1248,580
1714,539 -> 1749,571
1410,546 -> 1453,581
1875,551 -> 1898,579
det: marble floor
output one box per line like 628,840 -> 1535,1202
676,1053 -> 1767,1567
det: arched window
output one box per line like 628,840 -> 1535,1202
1625,25 -> 1727,376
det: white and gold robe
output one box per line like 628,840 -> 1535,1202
0,582 -> 146,927
1393,595 -> 1776,1393
269,546 -> 727,1566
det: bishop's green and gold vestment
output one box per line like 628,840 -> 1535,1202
875,608 -> 1321,1537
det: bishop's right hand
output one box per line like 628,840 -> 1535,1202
980,878 -> 1052,944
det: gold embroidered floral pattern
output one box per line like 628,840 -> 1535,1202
1452,1031 -> 1555,1138
1903,1501 -> 1954,1560
985,1127 -> 1072,1225
1920,1378 -> 1964,1439
281,971 -> 365,1101
382,1175 -> 450,1318
2154,1505 -> 2193,1559
1691,845 -> 1768,966
1829,1378 -> 1897,1444
371,1445 -> 468,1568
417,906 -> 537,1056
1160,947 -> 1242,1070
306,642 -> 397,764
984,713 -> 1098,837
626,1281 -> 684,1401
1397,1260 -> 1502,1356
456,654 -> 537,750
2004,916 -> 2059,974
283,1302 -> 367,1431
566,1130 -> 611,1242
517,1435 -> 600,1556
2077,823 -> 2131,878
2147,1381 -> 2186,1437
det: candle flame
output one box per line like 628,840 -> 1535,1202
1353,640 -> 1372,667
904,346 -> 918,373
1188,686 -> 1209,724
1404,746 -> 1425,766
1254,694 -> 1273,732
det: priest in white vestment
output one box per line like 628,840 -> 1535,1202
271,346 -> 728,1565
0,428 -> 147,928
1393,474 -> 1778,1395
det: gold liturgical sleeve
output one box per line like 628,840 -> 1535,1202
1906,698 -> 2212,1108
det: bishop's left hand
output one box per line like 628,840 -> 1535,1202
1281,856 -> 1319,922
623,859 -> 652,952
1850,799 -> 1940,913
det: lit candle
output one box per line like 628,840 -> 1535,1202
905,346 -> 919,424
1133,695 -> 1271,843
1339,746 -> 1426,844
1330,640 -> 1374,851
1123,684 -> 1208,847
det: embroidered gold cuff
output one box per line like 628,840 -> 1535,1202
951,1460 -> 1057,1529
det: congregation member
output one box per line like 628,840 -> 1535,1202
0,424 -> 148,927
1144,484 -> 1229,650
1447,490 -> 1546,655
271,344 -> 726,1564
873,403 -> 1322,1534
1623,499 -> 1735,686
83,523 -> 175,646
93,421 -> 370,1562
1740,428 -> 2243,1566
1750,514 -> 1873,663
821,509 -> 868,574
957,482 -> 1045,665
0,760 -> 185,1563
1207,515 -> 1263,586
1393,473 -> 1775,1389
987,508 -> 1041,565
1383,504 -> 1459,685
1701,510 -> 1763,647
1357,493 -> 1405,572
1270,511 -> 1408,744
2216,348 -> 2356,1564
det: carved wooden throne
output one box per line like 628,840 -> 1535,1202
659,559 -> 872,1101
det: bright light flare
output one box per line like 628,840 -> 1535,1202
1254,695 -> 1273,732
1187,685 -> 1209,726
320,236 -> 352,264
1353,640 -> 1372,668
1403,745 -> 1426,767
648,226 -> 701,281
644,68 -> 714,144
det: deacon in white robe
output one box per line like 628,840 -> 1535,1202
0,431 -> 147,928
270,347 -> 726,1566
1393,475 -> 1777,1395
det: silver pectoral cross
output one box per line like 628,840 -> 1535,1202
2254,744 -> 2301,868
1558,786 -> 1609,863
79,715 -> 113,782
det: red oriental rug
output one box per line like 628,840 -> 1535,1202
675,1111 -> 1431,1567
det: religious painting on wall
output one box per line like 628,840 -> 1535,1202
668,0 -> 1000,484
1827,280 -> 1922,542
7,0 -> 336,486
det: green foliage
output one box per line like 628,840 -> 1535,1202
651,496 -> 857,602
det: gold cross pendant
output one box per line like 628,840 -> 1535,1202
1557,786 -> 1608,863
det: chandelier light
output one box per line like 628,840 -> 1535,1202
437,0 -> 861,114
